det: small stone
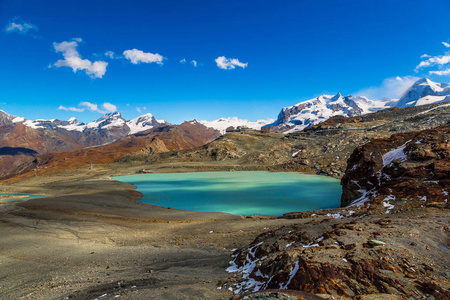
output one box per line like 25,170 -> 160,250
368,239 -> 386,246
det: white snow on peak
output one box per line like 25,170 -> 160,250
271,78 -> 450,133
273,93 -> 390,133
86,111 -> 126,130
12,116 -> 25,123
58,118 -> 85,132
200,117 -> 275,134
396,78 -> 450,108
22,119 -> 43,129
126,113 -> 158,135
10,110 -> 162,135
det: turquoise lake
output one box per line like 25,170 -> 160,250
114,171 -> 342,216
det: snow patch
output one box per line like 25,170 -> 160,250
382,140 -> 411,167
383,195 -> 395,214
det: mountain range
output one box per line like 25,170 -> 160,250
2,78 -> 450,136
1,77 -> 450,179
268,78 -> 450,132
1,110 -> 167,135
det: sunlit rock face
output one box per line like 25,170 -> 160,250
341,122 -> 450,211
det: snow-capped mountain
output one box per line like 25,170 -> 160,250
268,93 -> 390,133
85,111 -> 126,130
199,117 -> 275,134
395,78 -> 450,108
269,78 -> 450,133
127,113 -> 168,135
2,111 -> 168,136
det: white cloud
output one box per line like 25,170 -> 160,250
53,38 -> 108,78
5,17 -> 37,34
354,76 -> 420,100
136,106 -> 147,113
58,105 -> 84,112
102,102 -> 117,112
415,41 -> 450,75
416,54 -> 450,70
123,49 -> 164,65
78,102 -> 117,113
180,58 -> 186,63
215,56 -> 248,70
430,69 -> 450,76
104,51 -> 116,59
191,60 -> 198,67
80,102 -> 105,113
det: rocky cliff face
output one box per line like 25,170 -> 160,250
341,123 -> 450,211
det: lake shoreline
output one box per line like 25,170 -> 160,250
1,166 -> 448,299
113,171 -> 342,216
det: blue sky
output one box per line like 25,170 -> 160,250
1,0 -> 450,124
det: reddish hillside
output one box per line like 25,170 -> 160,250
4,121 -> 220,181
0,123 -> 131,177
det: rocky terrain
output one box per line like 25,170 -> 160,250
222,208 -> 449,299
341,122 -> 449,211
220,119 -> 450,299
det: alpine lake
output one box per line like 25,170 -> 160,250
113,171 -> 342,216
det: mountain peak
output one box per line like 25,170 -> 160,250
331,93 -> 343,101
101,111 -> 122,119
414,78 -> 432,85
397,78 -> 450,108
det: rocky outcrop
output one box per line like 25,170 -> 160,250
341,123 -> 450,210
222,212 -> 450,299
